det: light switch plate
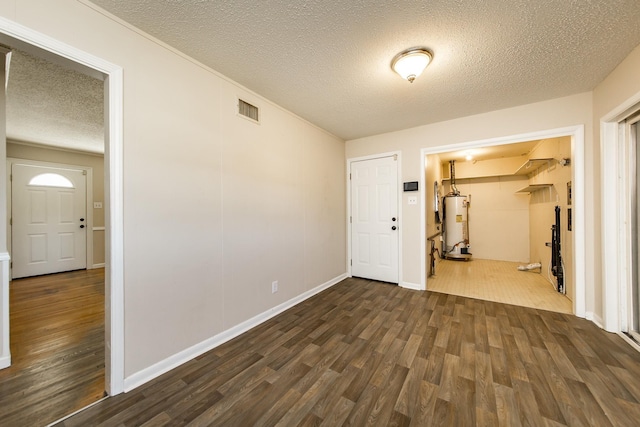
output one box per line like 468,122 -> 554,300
94,202 -> 103,209
408,196 -> 418,205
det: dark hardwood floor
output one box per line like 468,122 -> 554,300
0,269 -> 105,427
50,276 -> 640,426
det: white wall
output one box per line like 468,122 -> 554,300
0,1 -> 346,383
347,93 -> 593,295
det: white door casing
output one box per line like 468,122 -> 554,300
350,156 -> 399,283
0,16 -> 123,393
12,164 -> 87,278
421,125 -> 585,315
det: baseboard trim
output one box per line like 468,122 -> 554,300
586,311 -> 604,329
618,332 -> 640,354
123,272 -> 348,392
0,354 -> 10,370
400,281 -> 423,291
0,253 -> 10,371
91,263 -> 105,269
45,395 -> 109,427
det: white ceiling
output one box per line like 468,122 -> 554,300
436,139 -> 541,164
88,0 -> 640,141
6,50 -> 104,154
6,1 -> 640,156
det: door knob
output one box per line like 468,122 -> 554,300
392,226 -> 397,230
80,225 -> 85,229
392,217 -> 396,221
80,218 -> 85,221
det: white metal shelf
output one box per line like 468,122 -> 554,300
514,158 -> 553,176
442,158 -> 554,182
515,184 -> 552,193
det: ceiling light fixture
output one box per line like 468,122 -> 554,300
391,48 -> 433,83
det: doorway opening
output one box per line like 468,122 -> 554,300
615,107 -> 640,346
602,94 -> 640,339
0,18 -> 124,425
628,114 -> 640,343
420,126 -> 586,317
1,47 -> 106,426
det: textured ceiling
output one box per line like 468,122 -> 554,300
7,1 -> 640,155
88,0 -> 640,140
436,140 -> 541,164
6,50 -> 104,153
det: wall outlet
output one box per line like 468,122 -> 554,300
271,280 -> 278,293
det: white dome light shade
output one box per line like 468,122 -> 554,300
391,48 -> 433,83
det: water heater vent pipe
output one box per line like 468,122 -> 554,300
450,160 -> 460,195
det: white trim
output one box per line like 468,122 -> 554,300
400,281 -> 422,291
8,139 -> 104,157
105,67 -> 125,396
0,17 -> 125,393
397,154 -> 404,287
7,158 -> 94,273
420,155 -> 427,291
601,121 -> 621,332
346,152 -> 402,285
124,272 -> 348,391
0,253 -> 9,369
572,125 -> 586,318
618,332 -> 640,354
586,311 -> 604,329
420,125 -> 586,320
45,396 -> 109,427
600,88 -> 640,334
91,224 -> 105,268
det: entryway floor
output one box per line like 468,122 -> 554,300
427,258 -> 572,314
0,269 -> 105,426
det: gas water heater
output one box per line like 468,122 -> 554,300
443,160 -> 472,260
443,195 -> 471,259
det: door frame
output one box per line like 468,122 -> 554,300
420,124 -> 586,318
7,158 -> 95,277
347,151 -> 403,286
0,18 -> 125,394
623,113 -> 640,343
601,88 -> 640,348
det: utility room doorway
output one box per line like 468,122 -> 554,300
425,137 -> 574,314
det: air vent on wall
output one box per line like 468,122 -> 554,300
238,99 -> 259,123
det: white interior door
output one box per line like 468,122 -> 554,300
351,156 -> 399,283
12,163 -> 87,278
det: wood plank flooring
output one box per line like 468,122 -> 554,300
0,269 -> 105,427
55,277 -> 640,426
428,259 -> 573,314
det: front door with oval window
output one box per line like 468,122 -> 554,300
12,163 -> 87,278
